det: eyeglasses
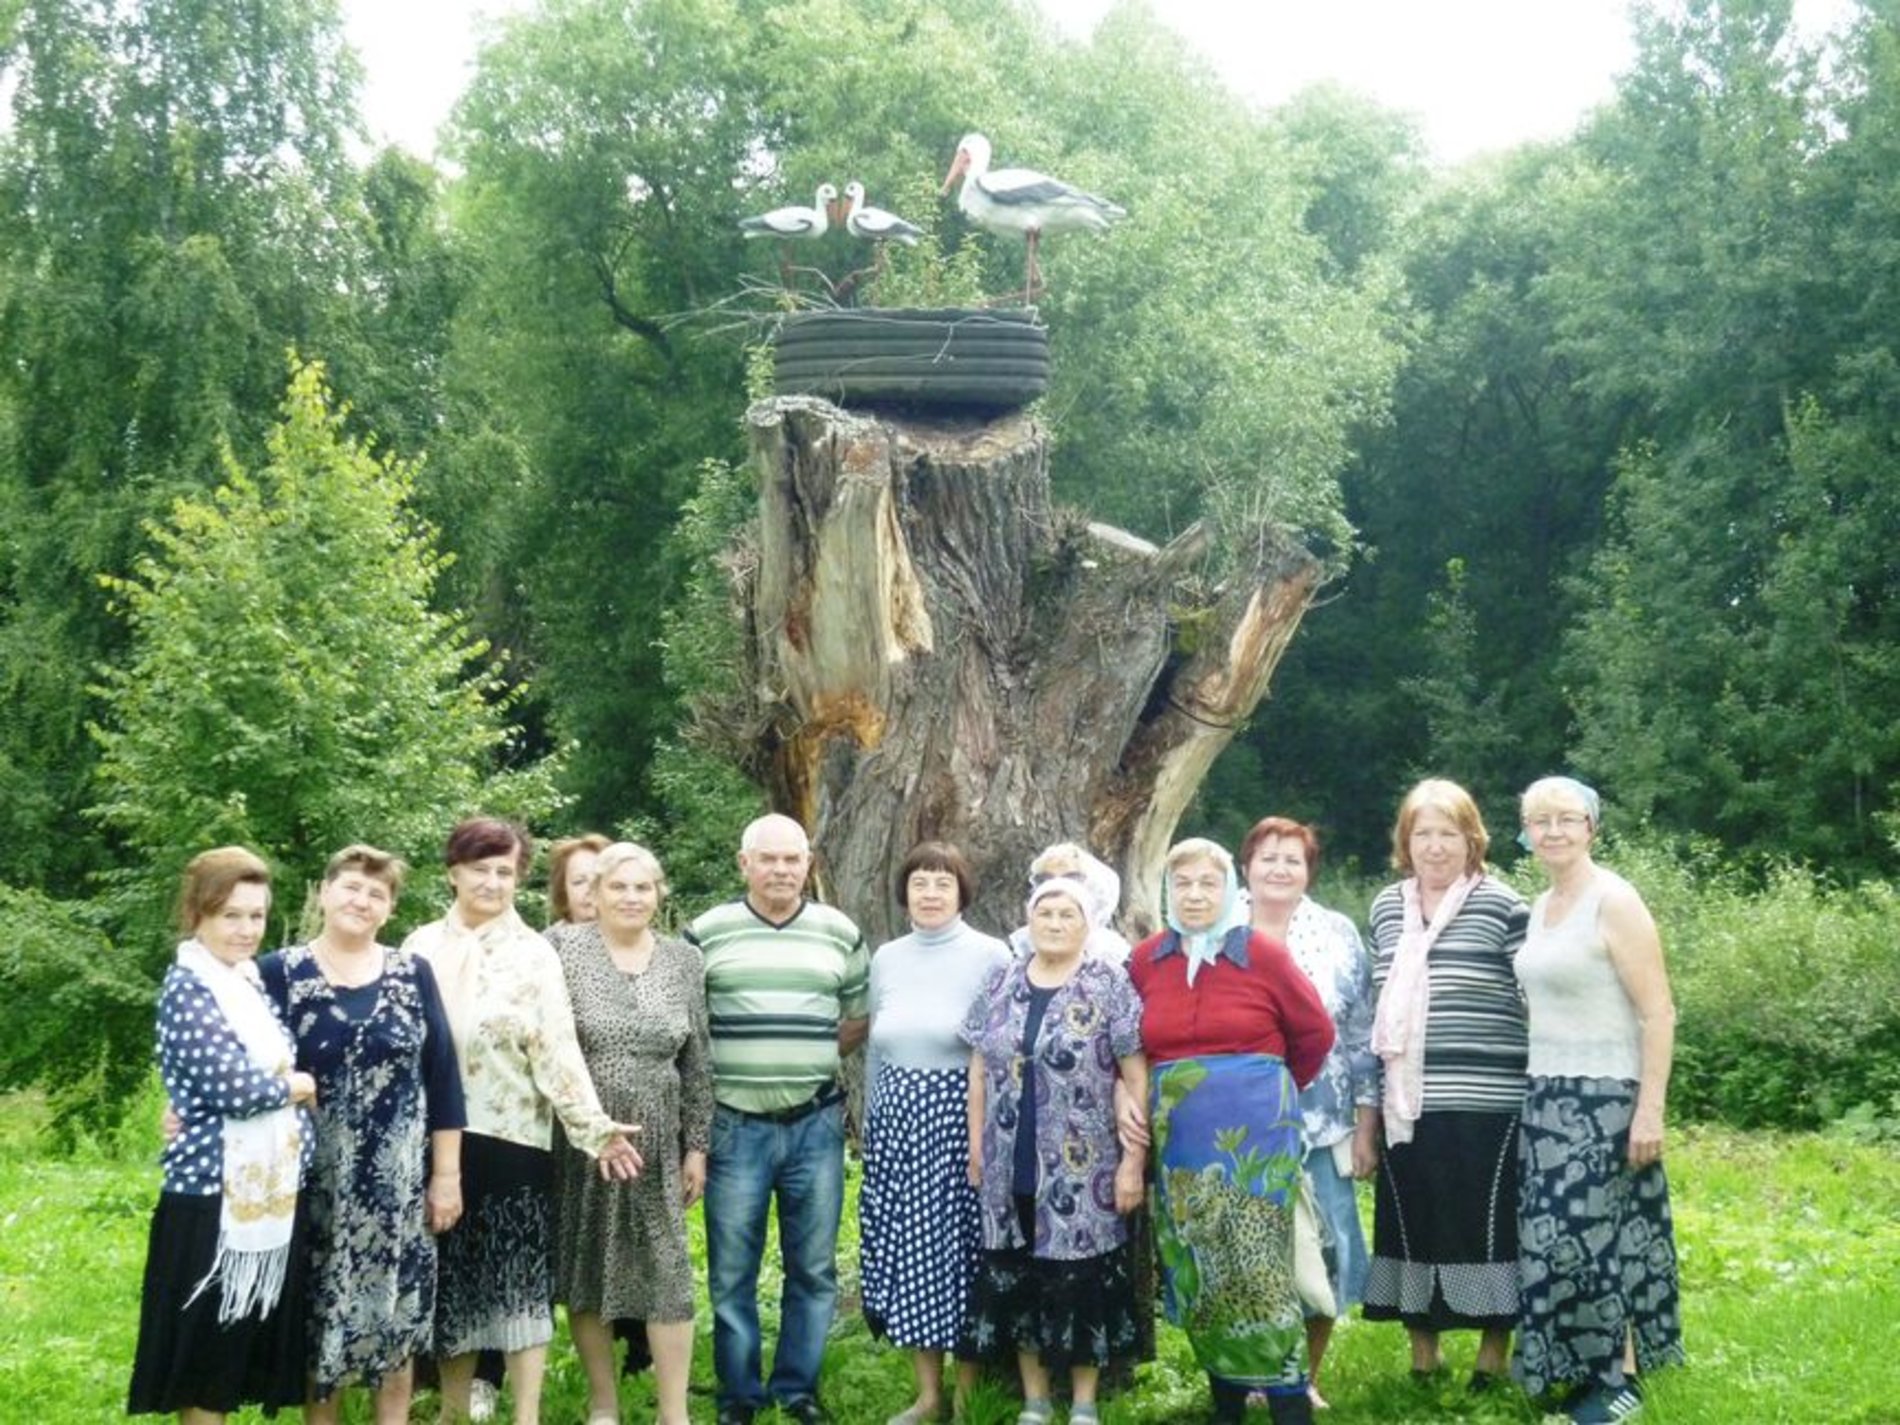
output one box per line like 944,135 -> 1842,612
1524,813 -> 1591,833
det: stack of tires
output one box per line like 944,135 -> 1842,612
772,307 -> 1050,410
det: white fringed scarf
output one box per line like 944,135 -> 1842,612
176,939 -> 303,1322
1370,873 -> 1479,1146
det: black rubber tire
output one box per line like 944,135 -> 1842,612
774,371 -> 1048,405
771,307 -> 1049,409
774,356 -> 1051,382
774,338 -> 1052,361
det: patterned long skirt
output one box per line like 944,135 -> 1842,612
860,1064 -> 982,1351
434,1134 -> 554,1356
1515,1077 -> 1684,1398
1151,1053 -> 1308,1398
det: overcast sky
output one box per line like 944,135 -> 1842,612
343,0 -> 1858,166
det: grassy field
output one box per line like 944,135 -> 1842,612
3,1087 -> 1896,1424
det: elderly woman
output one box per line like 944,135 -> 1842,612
1007,842 -> 1131,965
547,833 -> 609,929
548,842 -> 712,1425
1364,779 -> 1529,1388
404,817 -> 641,1425
958,876 -> 1147,1425
861,842 -> 1010,1425
258,846 -> 465,1424
1126,837 -> 1334,1425
1514,778 -> 1683,1424
129,848 -> 318,1423
1241,817 -> 1378,1410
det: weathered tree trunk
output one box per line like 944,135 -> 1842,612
732,394 -> 1321,946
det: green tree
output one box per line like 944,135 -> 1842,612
0,0 -> 371,885
437,0 -> 1406,841
88,358 -> 560,950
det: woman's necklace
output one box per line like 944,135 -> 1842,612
604,928 -> 656,975
312,937 -> 383,988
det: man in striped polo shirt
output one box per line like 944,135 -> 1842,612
689,813 -> 869,1425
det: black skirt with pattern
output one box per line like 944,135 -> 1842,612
434,1132 -> 554,1357
1363,1109 -> 1521,1331
1515,1076 -> 1684,1397
956,1195 -> 1141,1371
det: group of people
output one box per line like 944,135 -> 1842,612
128,774 -> 1683,1425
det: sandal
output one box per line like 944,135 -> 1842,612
1015,1401 -> 1054,1425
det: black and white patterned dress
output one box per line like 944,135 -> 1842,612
549,924 -> 713,1323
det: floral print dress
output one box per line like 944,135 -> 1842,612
261,944 -> 464,1397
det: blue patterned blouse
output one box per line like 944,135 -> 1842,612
960,955 -> 1143,1261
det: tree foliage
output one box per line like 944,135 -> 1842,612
88,359 -> 560,950
0,0 -> 373,884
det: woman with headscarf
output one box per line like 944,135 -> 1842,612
1007,842 -> 1131,965
258,845 -> 464,1424
957,876 -> 1147,1425
1513,778 -> 1683,1424
404,817 -> 642,1425
1125,837 -> 1334,1425
129,847 -> 317,1423
861,841 -> 1009,1425
1363,779 -> 1529,1390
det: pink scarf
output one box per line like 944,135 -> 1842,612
1371,872 -> 1480,1146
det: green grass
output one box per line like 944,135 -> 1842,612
4,1094 -> 1897,1423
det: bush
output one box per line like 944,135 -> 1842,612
1571,839 -> 1900,1131
0,886 -> 155,1147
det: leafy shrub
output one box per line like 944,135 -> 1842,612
0,886 -> 156,1147
1569,839 -> 1900,1131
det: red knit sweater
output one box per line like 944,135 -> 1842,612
1128,928 -> 1336,1089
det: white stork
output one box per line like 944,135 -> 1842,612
939,132 -> 1124,293
738,182 -> 839,241
841,181 -> 924,246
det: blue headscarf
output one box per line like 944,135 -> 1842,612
1162,838 -> 1246,987
1518,775 -> 1603,849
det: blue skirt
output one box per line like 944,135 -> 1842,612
1515,1076 -> 1684,1398
860,1064 -> 982,1350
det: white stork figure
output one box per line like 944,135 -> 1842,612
841,181 -> 924,246
939,132 -> 1124,294
738,182 -> 839,241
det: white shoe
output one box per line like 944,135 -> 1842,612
469,1378 -> 499,1422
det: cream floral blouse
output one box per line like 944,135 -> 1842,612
405,906 -> 618,1156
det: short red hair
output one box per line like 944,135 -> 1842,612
1238,816 -> 1321,878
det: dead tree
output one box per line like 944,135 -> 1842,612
729,394 -> 1321,945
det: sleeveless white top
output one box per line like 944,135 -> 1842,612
1517,873 -> 1642,1081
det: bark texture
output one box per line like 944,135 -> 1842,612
731,394 -> 1321,946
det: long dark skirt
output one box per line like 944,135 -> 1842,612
1516,1077 -> 1684,1397
861,1064 -> 983,1351
434,1133 -> 554,1357
128,1192 -> 310,1416
1364,1110 -> 1520,1331
957,1196 -> 1141,1372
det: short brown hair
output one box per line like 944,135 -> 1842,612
897,841 -> 974,911
323,844 -> 407,894
1391,778 -> 1489,874
1238,816 -> 1321,879
547,833 -> 611,923
176,846 -> 272,931
444,817 -> 532,874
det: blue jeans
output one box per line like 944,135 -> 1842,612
705,1098 -> 846,1409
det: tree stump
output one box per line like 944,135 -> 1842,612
732,394 -> 1322,945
